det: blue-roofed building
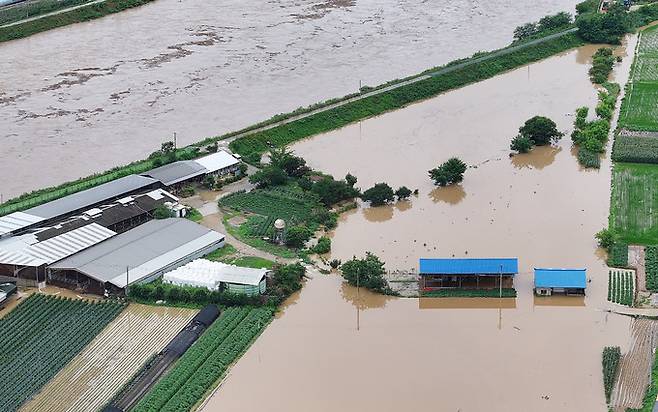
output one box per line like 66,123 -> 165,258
419,258 -> 518,291
534,268 -> 587,296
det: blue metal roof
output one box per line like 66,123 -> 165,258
534,268 -> 587,289
419,258 -> 518,275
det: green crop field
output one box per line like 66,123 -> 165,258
610,163 -> 658,245
646,246 -> 658,291
220,185 -> 323,236
620,26 -> 658,130
0,294 -> 124,412
133,307 -> 273,412
607,269 -> 635,306
612,135 -> 658,164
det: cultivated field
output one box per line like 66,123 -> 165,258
610,163 -> 658,245
19,304 -> 197,412
0,294 -> 124,412
621,26 -> 658,130
608,269 -> 635,306
611,319 -> 658,410
133,306 -> 273,412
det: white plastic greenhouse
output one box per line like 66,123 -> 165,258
163,259 -> 267,296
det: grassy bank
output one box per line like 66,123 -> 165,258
229,33 -> 584,160
0,0 -> 156,43
422,288 -> 517,298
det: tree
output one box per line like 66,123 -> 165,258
361,183 -> 395,206
345,173 -> 358,187
395,186 -> 412,200
312,236 -> 331,254
311,176 -> 359,206
576,4 -> 629,44
202,174 -> 216,189
153,205 -> 173,219
537,12 -> 572,31
510,135 -> 533,153
429,158 -> 467,186
595,228 -> 617,249
205,142 -> 218,153
271,263 -> 306,297
285,225 -> 312,248
269,147 -> 310,177
248,166 -> 287,188
519,116 -> 563,146
340,252 -> 392,294
513,22 -> 538,41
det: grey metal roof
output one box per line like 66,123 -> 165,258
0,212 -> 45,236
49,218 -> 224,287
143,161 -> 206,186
24,175 -> 159,220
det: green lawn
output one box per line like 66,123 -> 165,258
610,163 -> 658,244
231,256 -> 275,269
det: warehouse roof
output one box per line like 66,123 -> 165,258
419,258 -> 518,275
0,212 -> 45,237
534,268 -> 587,289
142,161 -> 207,186
194,150 -> 240,173
24,175 -> 160,221
49,219 -> 224,288
0,223 -> 116,267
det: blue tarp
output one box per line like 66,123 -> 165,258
534,268 -> 587,289
419,258 -> 518,275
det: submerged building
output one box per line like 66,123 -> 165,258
419,258 -> 519,290
534,268 -> 587,296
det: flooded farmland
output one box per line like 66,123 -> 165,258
202,43 -> 636,412
0,0 -> 580,199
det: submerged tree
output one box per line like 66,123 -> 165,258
340,252 -> 392,294
518,116 -> 563,146
361,183 -> 395,206
429,158 -> 467,186
510,135 -> 533,154
395,186 -> 412,200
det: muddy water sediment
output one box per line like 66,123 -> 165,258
0,0 -> 578,199
202,43 -> 636,412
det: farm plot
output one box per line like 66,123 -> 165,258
611,319 -> 658,410
133,306 -> 273,412
619,83 -> 658,131
610,163 -> 658,245
220,185 -> 323,236
612,135 -> 658,164
0,294 -> 124,412
638,26 -> 658,55
647,246 -> 658,291
19,304 -> 197,412
607,269 -> 635,306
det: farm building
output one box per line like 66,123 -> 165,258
0,282 -> 17,306
419,258 -> 518,290
534,268 -> 587,296
48,219 -> 225,295
0,175 -> 161,238
0,189 -> 182,286
163,259 -> 268,296
143,150 -> 241,192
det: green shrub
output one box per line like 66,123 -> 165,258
577,147 -> 601,168
589,48 -> 615,84
312,236 -> 331,254
510,135 -> 533,153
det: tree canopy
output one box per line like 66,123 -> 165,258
429,158 -> 467,186
395,186 -> 412,200
518,116 -> 563,146
361,183 -> 395,206
576,3 -> 629,44
340,252 -> 392,294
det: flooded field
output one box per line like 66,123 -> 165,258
0,0 -> 579,199
202,43 -> 636,411
20,304 -> 196,412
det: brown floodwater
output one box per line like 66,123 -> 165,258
202,41 -> 638,412
0,0 -> 579,199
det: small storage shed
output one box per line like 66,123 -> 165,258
419,258 -> 518,290
534,268 -> 587,296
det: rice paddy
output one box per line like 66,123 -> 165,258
620,26 -> 658,131
610,163 -> 658,245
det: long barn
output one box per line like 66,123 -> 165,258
419,258 -> 519,290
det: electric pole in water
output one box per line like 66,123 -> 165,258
173,131 -> 177,149
356,267 -> 360,331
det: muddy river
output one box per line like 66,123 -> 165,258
201,42 -> 637,412
0,0 -> 579,199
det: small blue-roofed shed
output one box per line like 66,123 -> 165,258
419,258 -> 518,291
534,268 -> 587,296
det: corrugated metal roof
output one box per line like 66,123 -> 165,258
534,268 -> 587,289
419,258 -> 518,275
0,212 -> 45,236
143,161 -> 206,186
24,175 -> 159,220
0,223 -> 116,266
50,219 -> 224,287
163,259 -> 266,289
194,151 -> 239,173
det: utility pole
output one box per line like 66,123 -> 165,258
356,267 -> 360,331
173,131 -> 177,149
498,264 -> 503,330
125,266 -> 129,298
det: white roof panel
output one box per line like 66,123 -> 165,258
163,259 -> 267,288
25,223 -> 116,264
194,151 -> 239,174
0,212 -> 45,236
